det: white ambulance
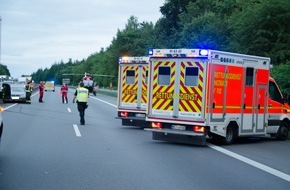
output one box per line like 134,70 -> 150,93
116,56 -> 150,127
145,49 -> 290,145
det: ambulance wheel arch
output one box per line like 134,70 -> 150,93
276,120 -> 290,140
210,121 -> 239,145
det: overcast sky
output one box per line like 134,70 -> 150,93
0,0 -> 164,78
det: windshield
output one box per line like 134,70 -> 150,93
11,86 -> 25,92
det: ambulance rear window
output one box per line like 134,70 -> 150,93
126,70 -> 135,84
158,66 -> 170,85
185,67 -> 199,86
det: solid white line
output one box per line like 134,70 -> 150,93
90,96 -> 117,108
67,108 -> 71,113
90,96 -> 290,182
73,124 -> 81,137
208,143 -> 290,182
3,103 -> 18,111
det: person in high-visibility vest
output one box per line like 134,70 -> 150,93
25,81 -> 32,104
73,82 -> 89,125
60,82 -> 68,103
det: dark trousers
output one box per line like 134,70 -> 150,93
39,91 -> 44,102
26,92 -> 31,102
62,93 -> 68,103
77,102 -> 87,125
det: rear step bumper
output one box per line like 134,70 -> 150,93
145,128 -> 206,146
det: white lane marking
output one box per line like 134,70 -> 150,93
208,143 -> 290,182
90,96 -> 117,108
91,96 -> 290,182
3,104 -> 18,110
67,108 -> 71,113
2,91 -> 38,111
73,124 -> 81,137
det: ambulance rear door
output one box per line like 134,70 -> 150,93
147,57 -> 207,122
118,60 -> 148,111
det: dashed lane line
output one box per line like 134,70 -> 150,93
73,124 -> 81,137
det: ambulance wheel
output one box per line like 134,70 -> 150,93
212,125 -> 236,145
276,121 -> 289,140
223,126 -> 235,145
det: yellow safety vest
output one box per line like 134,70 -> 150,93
76,87 -> 89,102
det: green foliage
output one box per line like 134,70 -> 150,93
271,61 -> 290,95
228,0 -> 290,63
0,64 -> 10,76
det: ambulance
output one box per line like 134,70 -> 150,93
116,56 -> 149,127
145,49 -> 290,145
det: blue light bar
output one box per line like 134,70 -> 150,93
199,50 -> 208,56
148,49 -> 153,55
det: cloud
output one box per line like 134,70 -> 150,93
0,0 -> 164,77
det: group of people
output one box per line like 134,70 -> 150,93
37,81 -> 69,103
36,81 -> 89,125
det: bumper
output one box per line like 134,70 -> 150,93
144,128 -> 207,146
115,116 -> 150,127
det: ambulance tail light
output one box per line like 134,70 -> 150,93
120,112 -> 128,117
152,122 -> 162,129
192,126 -> 205,133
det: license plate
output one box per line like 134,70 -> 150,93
171,125 -> 186,130
135,113 -> 145,118
12,97 -> 19,100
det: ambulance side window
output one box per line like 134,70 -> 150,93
158,66 -> 170,85
269,81 -> 282,103
185,67 -> 199,86
126,70 -> 135,84
145,70 -> 148,85
246,67 -> 254,86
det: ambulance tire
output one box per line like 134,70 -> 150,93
212,125 -> 237,145
276,121 -> 289,141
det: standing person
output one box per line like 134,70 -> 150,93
38,81 -> 44,102
25,81 -> 32,104
60,82 -> 68,103
72,82 -> 89,125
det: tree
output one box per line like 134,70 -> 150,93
0,64 -> 10,76
228,0 -> 290,64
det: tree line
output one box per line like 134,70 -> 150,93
2,0 -> 290,93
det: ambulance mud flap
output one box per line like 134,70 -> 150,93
145,129 -> 207,146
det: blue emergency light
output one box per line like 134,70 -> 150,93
199,50 -> 209,56
148,49 -> 153,56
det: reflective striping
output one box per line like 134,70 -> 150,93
141,66 -> 148,104
178,61 -> 204,113
152,61 -> 176,111
121,66 -> 138,104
